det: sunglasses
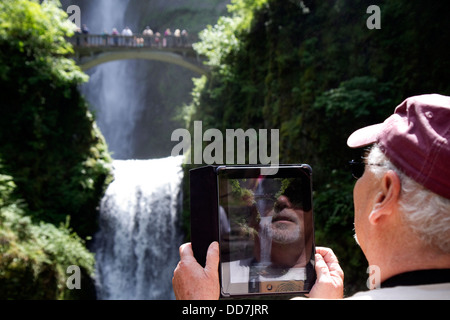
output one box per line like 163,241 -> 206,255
349,160 -> 385,179
349,160 -> 365,179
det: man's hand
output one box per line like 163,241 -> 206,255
172,242 -> 220,300
308,247 -> 344,299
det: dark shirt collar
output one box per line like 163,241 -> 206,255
381,269 -> 450,288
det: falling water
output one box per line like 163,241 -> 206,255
80,0 -> 144,160
74,0 -> 186,299
94,156 -> 184,300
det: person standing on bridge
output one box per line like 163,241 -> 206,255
163,28 -> 172,47
181,30 -> 188,47
174,29 -> 181,47
112,28 -> 119,46
122,26 -> 133,46
81,24 -> 89,45
101,29 -> 108,46
143,26 -> 154,47
155,32 -> 161,48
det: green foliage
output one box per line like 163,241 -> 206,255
310,76 -> 396,183
194,16 -> 241,73
0,0 -> 112,238
0,202 -> 95,299
0,0 -> 111,299
193,0 -> 267,81
1,0 -> 72,48
185,0 -> 450,295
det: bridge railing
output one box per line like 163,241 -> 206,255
68,34 -> 194,49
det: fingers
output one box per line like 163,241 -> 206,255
178,242 -> 220,273
178,242 -> 198,266
314,247 -> 341,273
204,241 -> 220,274
316,247 -> 339,264
315,247 -> 344,279
179,242 -> 194,260
173,242 -> 221,300
309,247 -> 344,299
314,252 -> 330,279
172,242 -> 220,300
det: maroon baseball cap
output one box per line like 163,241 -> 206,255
347,94 -> 450,199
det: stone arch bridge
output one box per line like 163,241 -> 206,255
69,34 -> 208,75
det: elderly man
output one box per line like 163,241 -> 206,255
172,94 -> 450,299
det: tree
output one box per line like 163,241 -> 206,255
0,0 -> 112,238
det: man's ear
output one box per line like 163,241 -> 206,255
368,170 -> 401,225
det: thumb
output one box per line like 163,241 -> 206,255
204,241 -> 220,274
314,253 -> 330,280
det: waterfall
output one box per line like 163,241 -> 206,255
94,156 -> 184,300
80,0 -> 142,160
76,0 -> 186,299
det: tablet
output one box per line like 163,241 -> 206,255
190,165 -> 316,297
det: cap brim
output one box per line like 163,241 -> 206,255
347,123 -> 383,148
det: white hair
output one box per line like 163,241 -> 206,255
367,145 -> 450,254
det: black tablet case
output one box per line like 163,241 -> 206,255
190,166 -> 220,267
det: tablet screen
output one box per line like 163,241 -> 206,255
217,166 -> 315,296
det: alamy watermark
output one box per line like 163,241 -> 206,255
66,4 -> 380,31
171,121 -> 280,174
366,265 -> 381,289
366,5 -> 381,30
66,5 -> 81,29
66,265 -> 81,290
